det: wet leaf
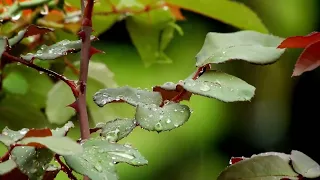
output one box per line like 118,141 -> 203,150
0,160 -> 17,175
2,72 -> 29,95
21,36 -> 96,61
217,155 -> 299,180
51,121 -> 74,137
64,139 -> 148,180
98,118 -> 137,142
182,71 -> 255,102
278,32 -> 320,48
20,136 -> 83,155
291,150 -> 320,178
166,0 -> 268,33
2,126 -> 29,144
195,31 -> 285,67
0,134 -> 14,146
251,152 -> 290,163
153,82 -> 192,101
8,25 -> 53,46
93,86 -> 162,107
135,102 -> 190,132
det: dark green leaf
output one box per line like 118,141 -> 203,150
20,136 -> 83,156
51,121 -> 74,137
195,31 -> 285,67
3,72 -> 29,95
98,118 -> 136,142
64,139 -> 148,180
182,71 -> 255,102
217,155 -> 298,180
291,150 -> 320,178
21,36 -> 96,61
0,160 -> 17,175
93,86 -> 162,107
166,0 -> 268,33
135,102 -> 191,132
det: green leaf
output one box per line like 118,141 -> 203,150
20,136 -> 83,156
21,36 -> 96,61
11,147 -> 53,180
2,127 -> 28,143
126,8 -> 178,66
3,71 -> 29,95
93,86 -> 162,107
135,102 -> 191,132
0,160 -> 17,175
97,118 -> 137,142
217,155 -> 299,180
166,0 -> 268,33
64,139 -> 148,180
291,150 -> 320,178
182,70 -> 255,102
195,30 -> 285,67
51,121 -> 75,137
0,134 -> 15,147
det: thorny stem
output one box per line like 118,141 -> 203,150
54,154 -> 77,180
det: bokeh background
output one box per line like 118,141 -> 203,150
1,0 -> 320,179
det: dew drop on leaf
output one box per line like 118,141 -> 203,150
155,122 -> 163,131
200,84 -> 210,92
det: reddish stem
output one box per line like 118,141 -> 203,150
54,154 -> 77,180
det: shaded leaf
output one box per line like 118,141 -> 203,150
98,118 -> 137,142
93,86 -> 162,107
217,155 -> 299,180
0,168 -> 28,180
182,71 -> 255,102
166,0 -> 268,33
20,136 -> 83,155
135,102 -> 190,132
195,31 -> 285,67
153,82 -> 192,101
0,160 -> 17,175
64,139 -> 148,180
21,36 -> 96,61
291,150 -> 320,178
291,41 -> 320,76
51,121 -> 74,137
278,32 -> 320,48
2,72 -> 29,95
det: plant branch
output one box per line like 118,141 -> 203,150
54,154 -> 77,180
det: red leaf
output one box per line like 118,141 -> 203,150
166,3 -> 185,21
42,168 -> 60,180
0,168 -> 28,180
23,128 -> 52,138
229,157 -> 246,165
153,84 -> 192,101
24,25 -> 53,37
292,40 -> 320,76
278,32 -> 320,48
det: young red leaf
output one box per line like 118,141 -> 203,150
229,157 -> 246,165
292,40 -> 320,76
0,167 -> 29,180
278,32 -> 320,48
166,3 -> 185,20
153,83 -> 192,101
23,128 -> 52,138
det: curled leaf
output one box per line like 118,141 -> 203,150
291,150 -> 320,178
153,82 -> 192,101
278,32 -> 320,48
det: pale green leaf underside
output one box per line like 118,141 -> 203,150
135,103 -> 191,132
98,118 -> 136,142
195,31 -> 285,67
93,86 -> 162,107
291,150 -> 320,178
217,155 -> 298,180
183,71 -> 255,102
0,159 -> 17,175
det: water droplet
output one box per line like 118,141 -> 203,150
20,128 -> 28,135
154,122 -> 162,131
166,119 -> 171,123
94,164 -> 103,172
200,84 -> 210,92
17,62 -> 21,65
39,71 -> 44,75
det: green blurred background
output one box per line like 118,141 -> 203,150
1,0 -> 320,179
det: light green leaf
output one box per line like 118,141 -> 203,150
0,160 -> 17,175
2,126 -> 28,143
136,102 -> 191,132
11,147 -> 53,179
64,139 -> 148,180
195,30 -> 285,67
93,86 -> 162,107
217,155 -> 299,180
182,70 -> 255,102
98,118 -> 136,142
0,134 -> 15,147
126,8 -> 177,66
166,0 -> 268,33
20,136 -> 83,156
3,71 -> 29,95
291,150 -> 320,178
51,121 -> 75,137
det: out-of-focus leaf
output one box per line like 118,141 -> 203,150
3,72 -> 29,95
21,36 -> 96,61
195,31 -> 285,67
126,8 -> 177,66
0,160 -> 17,175
153,82 -> 192,101
20,136 -> 83,155
217,155 -> 299,180
97,118 -> 136,142
166,0 -> 268,33
291,150 -> 320,178
64,139 -> 148,180
278,32 -> 320,48
182,71 -> 255,102
93,86 -> 162,107
136,102 -> 190,132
